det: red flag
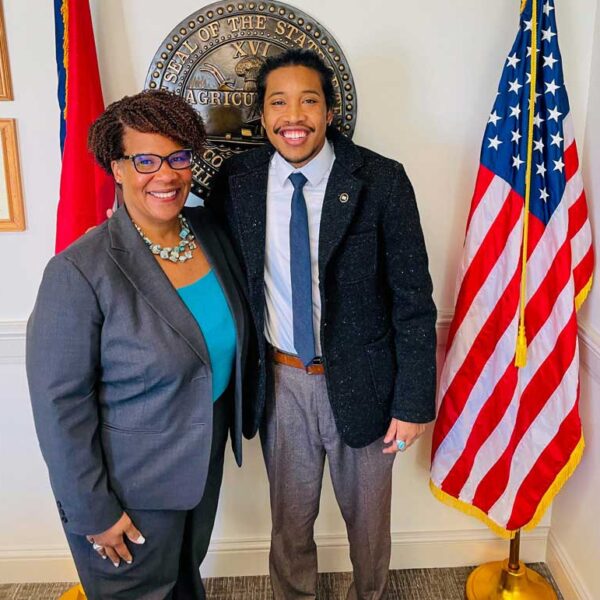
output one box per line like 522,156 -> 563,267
54,0 -> 114,253
430,0 -> 593,537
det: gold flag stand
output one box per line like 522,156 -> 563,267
466,530 -> 557,599
59,584 -> 86,600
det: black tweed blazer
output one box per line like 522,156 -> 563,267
207,128 -> 437,448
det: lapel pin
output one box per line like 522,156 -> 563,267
338,193 -> 349,204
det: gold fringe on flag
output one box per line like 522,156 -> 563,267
575,275 -> 594,311
429,433 -> 584,539
61,0 -> 69,121
522,435 -> 585,532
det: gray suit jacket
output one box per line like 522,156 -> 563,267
26,206 -> 248,536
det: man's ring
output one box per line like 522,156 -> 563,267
396,440 -> 407,452
92,543 -> 104,551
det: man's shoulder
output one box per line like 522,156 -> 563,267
221,145 -> 273,176
331,132 -> 406,181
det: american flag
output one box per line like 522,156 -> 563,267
430,0 -> 593,537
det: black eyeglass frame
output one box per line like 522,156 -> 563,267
119,148 -> 194,174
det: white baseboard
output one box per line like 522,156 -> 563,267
0,527 -> 548,584
547,531 -> 593,600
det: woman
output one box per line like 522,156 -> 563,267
26,90 -> 249,599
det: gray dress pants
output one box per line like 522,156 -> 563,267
260,362 -> 396,600
65,395 -> 229,600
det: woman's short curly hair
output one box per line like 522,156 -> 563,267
88,90 -> 206,173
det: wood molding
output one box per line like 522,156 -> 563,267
0,0 -> 13,101
0,119 -> 25,231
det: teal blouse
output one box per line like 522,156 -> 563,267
177,270 -> 236,401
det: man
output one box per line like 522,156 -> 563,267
207,49 -> 436,600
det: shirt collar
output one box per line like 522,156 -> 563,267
270,140 -> 335,188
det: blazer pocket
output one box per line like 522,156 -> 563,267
334,231 -> 377,283
364,329 -> 396,406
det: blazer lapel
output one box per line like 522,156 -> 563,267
318,131 -> 365,276
106,208 -> 210,365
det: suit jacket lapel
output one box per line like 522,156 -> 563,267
106,207 -> 210,365
318,131 -> 365,276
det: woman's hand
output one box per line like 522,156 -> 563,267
382,418 -> 428,454
87,512 -> 145,567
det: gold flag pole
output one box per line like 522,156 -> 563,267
59,584 -> 86,600
466,530 -> 557,599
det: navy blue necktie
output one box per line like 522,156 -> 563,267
289,172 -> 316,366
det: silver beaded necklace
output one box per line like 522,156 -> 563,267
133,214 -> 197,263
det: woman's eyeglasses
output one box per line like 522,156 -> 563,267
120,149 -> 193,174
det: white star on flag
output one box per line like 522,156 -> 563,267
540,187 -> 550,202
507,53 -> 520,68
524,19 -> 532,31
534,139 -> 545,153
536,162 -> 547,176
543,1 -> 554,17
509,79 -> 523,94
553,157 -> 565,172
551,131 -> 564,147
533,112 -> 544,127
548,106 -> 562,122
512,155 -> 524,170
488,136 -> 502,150
542,27 -> 557,42
511,129 -> 522,143
488,111 -> 502,126
509,105 -> 522,119
544,53 -> 558,69
545,80 -> 560,95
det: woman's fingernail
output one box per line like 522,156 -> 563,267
126,559 -> 132,564
135,535 -> 146,544
113,562 -> 119,568
102,555 -> 107,560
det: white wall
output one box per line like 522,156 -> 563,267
0,0 -> 597,585
548,3 -> 600,599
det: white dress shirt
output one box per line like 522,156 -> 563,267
264,141 -> 335,356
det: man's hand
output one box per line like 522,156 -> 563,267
86,512 -> 145,567
85,208 -> 115,234
383,418 -> 428,454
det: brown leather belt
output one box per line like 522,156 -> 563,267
270,347 -> 325,375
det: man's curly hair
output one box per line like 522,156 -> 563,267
88,90 -> 206,174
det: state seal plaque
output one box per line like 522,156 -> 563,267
145,0 -> 356,195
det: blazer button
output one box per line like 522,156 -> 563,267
339,193 -> 349,203
61,517 -> 68,523
56,501 -> 62,508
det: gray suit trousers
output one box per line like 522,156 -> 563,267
260,362 -> 396,600
65,396 -> 230,600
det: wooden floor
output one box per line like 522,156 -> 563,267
0,564 -> 563,599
